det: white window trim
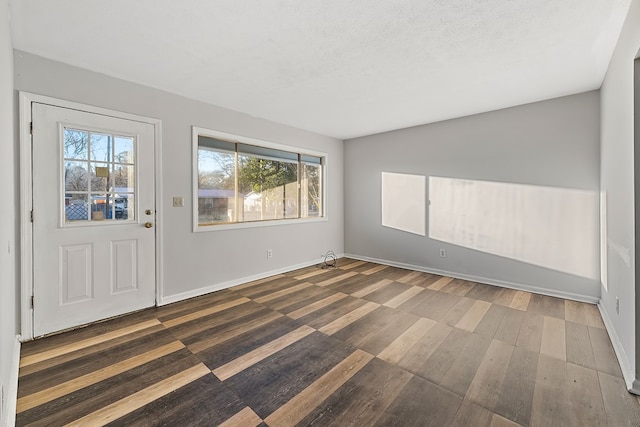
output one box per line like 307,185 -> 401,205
192,126 -> 329,232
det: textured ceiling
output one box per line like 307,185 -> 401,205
9,0 -> 633,139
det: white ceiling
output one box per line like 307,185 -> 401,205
9,0 -> 633,139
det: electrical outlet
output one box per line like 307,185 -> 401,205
267,249 -> 273,259
616,297 -> 620,315
172,196 -> 184,207
440,249 -> 446,258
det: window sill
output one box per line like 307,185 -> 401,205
193,216 -> 328,232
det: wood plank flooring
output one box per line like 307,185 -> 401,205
16,259 -> 640,426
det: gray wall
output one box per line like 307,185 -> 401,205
600,0 -> 640,390
0,0 -> 17,424
345,91 -> 601,300
13,50 -> 344,304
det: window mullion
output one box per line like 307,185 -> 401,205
234,144 -> 239,222
320,158 -> 324,217
297,154 -> 302,219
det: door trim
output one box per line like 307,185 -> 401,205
19,92 -> 164,340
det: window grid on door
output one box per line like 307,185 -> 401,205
63,127 -> 136,224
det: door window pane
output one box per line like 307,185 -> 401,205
114,136 -> 134,163
90,133 -> 113,162
64,161 -> 89,192
65,194 -> 89,222
113,165 -> 134,192
64,129 -> 88,160
90,162 -> 110,192
116,194 -> 134,220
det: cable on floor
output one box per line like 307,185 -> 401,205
321,250 -> 337,269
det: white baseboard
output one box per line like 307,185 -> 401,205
344,253 -> 600,304
158,254 -> 344,306
3,335 -> 20,427
598,303 -> 637,393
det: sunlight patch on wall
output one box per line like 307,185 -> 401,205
429,176 -> 599,279
381,172 -> 425,236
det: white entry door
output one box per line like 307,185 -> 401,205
31,102 -> 156,337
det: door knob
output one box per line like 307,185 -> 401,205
144,222 -> 153,228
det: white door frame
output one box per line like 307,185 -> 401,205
19,92 -> 164,341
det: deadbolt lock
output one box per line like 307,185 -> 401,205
145,209 -> 153,215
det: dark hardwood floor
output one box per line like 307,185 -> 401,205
16,259 -> 640,426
